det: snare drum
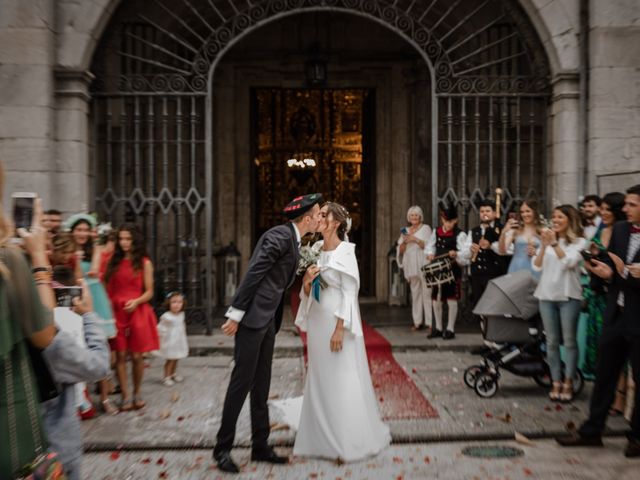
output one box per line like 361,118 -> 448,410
421,257 -> 455,287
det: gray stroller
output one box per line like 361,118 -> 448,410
464,270 -> 585,398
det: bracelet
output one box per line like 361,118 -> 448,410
33,271 -> 52,283
550,242 -> 558,247
32,266 -> 53,274
35,280 -> 52,285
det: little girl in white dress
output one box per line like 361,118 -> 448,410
157,292 -> 189,386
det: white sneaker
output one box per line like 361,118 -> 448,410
172,374 -> 184,383
162,377 -> 175,387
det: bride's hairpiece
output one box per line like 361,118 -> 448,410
345,217 -> 352,234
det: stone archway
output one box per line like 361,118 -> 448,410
86,0 -> 552,328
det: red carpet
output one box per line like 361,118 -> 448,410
291,286 -> 438,420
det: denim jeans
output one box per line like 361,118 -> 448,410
539,298 -> 582,382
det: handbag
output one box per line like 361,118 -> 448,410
15,452 -> 66,480
7,346 -> 67,480
26,341 -> 60,402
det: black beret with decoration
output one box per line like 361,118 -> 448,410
439,202 -> 458,221
282,193 -> 324,220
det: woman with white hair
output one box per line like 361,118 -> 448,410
397,206 -> 433,331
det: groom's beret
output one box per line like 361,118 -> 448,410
282,193 -> 324,219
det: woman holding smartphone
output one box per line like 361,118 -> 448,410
396,206 -> 433,331
498,199 -> 542,280
533,205 -> 587,402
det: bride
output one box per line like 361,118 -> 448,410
294,202 -> 390,462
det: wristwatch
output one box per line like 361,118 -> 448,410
32,266 -> 53,274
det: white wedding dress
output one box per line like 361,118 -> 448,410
293,241 -> 390,462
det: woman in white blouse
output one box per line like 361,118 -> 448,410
533,204 -> 588,403
397,206 -> 433,331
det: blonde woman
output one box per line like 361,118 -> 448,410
533,205 -> 588,403
397,206 -> 433,331
498,199 -> 542,280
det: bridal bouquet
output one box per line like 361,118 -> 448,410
297,242 -> 328,299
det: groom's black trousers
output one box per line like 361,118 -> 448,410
215,319 -> 276,454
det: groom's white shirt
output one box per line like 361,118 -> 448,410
225,222 -> 301,323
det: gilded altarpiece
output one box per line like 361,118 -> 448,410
253,89 -> 375,295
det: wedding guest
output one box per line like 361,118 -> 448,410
425,204 -> 468,340
396,206 -> 433,331
105,224 -> 159,411
158,291 -> 189,386
533,205 -> 587,402
498,199 -> 542,280
66,213 -> 118,415
463,200 -> 508,353
43,208 -> 63,236
557,185 -> 640,458
581,192 -> 625,379
41,280 -> 110,480
582,194 -> 603,241
0,185 -> 57,477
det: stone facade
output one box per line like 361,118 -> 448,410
1,0 -> 639,302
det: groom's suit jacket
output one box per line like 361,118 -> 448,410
230,223 -> 299,333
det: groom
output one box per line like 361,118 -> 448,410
213,193 -> 323,473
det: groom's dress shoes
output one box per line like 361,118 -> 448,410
624,438 -> 640,458
213,451 -> 240,473
555,433 -> 603,448
427,328 -> 442,339
251,447 -> 289,464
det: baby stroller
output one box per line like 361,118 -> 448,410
464,271 -> 585,398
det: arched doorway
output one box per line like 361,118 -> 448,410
90,0 -> 550,331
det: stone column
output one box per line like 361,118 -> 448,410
53,70 -> 94,214
547,73 -> 581,207
0,0 -> 55,206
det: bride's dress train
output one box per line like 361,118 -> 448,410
293,241 -> 390,462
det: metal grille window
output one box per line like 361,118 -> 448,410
90,0 -> 551,329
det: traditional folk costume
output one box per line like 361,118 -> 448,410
424,206 -> 468,339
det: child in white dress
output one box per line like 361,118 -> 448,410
157,292 -> 189,386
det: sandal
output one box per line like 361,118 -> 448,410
133,396 -> 146,410
101,399 -> 119,416
119,398 -> 133,412
559,382 -> 574,403
549,382 -> 562,402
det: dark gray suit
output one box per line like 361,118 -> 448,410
215,223 -> 299,454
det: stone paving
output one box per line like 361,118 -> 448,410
83,326 -> 629,449
83,438 -> 638,480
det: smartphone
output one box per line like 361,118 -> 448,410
579,250 -> 593,263
400,227 -> 408,235
12,192 -> 37,230
53,286 -> 82,308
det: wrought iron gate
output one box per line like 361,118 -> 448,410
90,0 -> 551,329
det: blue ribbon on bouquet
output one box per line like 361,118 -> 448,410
312,275 -> 322,302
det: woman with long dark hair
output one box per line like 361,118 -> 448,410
106,224 -> 159,411
67,214 -> 118,414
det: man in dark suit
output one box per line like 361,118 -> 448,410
213,193 -> 322,473
557,184 -> 640,458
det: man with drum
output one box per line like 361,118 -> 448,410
463,199 -> 509,351
424,204 -> 468,340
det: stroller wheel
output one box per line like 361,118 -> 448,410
474,372 -> 499,398
533,372 -> 552,389
464,365 -> 484,389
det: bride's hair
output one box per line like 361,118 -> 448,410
324,202 -> 351,241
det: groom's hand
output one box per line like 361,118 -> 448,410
221,318 -> 239,336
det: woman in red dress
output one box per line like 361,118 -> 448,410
105,224 -> 159,411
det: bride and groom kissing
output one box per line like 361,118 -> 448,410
213,193 -> 390,473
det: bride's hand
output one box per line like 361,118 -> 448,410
303,265 -> 321,290
330,327 -> 344,352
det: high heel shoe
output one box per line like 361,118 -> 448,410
559,382 -> 574,403
549,382 -> 562,401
